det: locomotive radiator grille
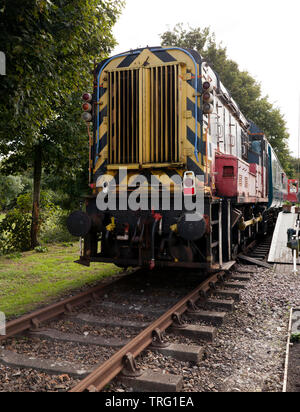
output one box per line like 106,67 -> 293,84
108,69 -> 140,165
107,63 -> 181,166
146,65 -> 180,164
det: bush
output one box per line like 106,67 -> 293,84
0,174 -> 32,211
40,210 -> 77,244
0,190 -> 78,255
0,208 -> 32,254
34,246 -> 48,253
291,333 -> 300,343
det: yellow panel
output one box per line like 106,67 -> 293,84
167,49 -> 198,70
94,48 -> 203,178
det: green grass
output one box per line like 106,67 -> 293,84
0,243 -> 120,319
0,213 -> 5,222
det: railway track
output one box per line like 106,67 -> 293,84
71,269 -> 243,392
246,236 -> 273,262
0,265 -> 254,392
0,268 -> 138,341
0,237 -> 276,393
237,236 -> 273,269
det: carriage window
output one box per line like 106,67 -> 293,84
223,166 -> 234,177
241,131 -> 249,161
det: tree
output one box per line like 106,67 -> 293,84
0,0 -> 123,247
288,157 -> 300,181
161,24 -> 292,174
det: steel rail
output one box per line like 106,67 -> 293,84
0,269 -> 138,342
70,272 -> 223,392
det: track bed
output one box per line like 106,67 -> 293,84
1,252 -> 300,392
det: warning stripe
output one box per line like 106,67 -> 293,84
95,169 -> 187,194
117,54 -> 140,68
94,47 -> 209,188
152,50 -> 177,63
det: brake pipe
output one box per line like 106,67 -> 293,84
150,210 -> 162,270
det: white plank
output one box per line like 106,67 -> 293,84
268,211 -> 299,264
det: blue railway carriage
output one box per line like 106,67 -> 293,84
68,46 -> 289,272
268,143 -> 288,208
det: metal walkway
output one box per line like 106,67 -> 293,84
268,210 -> 299,264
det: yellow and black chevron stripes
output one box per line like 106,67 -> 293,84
95,168 -> 185,194
93,47 -> 211,191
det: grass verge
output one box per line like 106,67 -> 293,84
0,243 -> 120,319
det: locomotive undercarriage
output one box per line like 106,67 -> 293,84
73,194 -> 276,271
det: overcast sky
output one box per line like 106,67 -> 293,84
112,0 -> 300,157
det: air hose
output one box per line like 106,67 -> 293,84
150,211 -> 162,270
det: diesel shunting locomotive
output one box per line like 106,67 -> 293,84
67,46 -> 291,271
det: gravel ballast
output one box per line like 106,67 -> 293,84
114,264 -> 300,393
0,263 -> 299,392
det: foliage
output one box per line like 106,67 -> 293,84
0,190 -> 65,254
43,173 -> 88,211
34,245 -> 48,253
0,0 -> 124,247
16,191 -> 59,218
289,157 -> 300,181
291,333 -> 300,343
0,173 -> 32,210
161,24 -> 292,174
0,166 -> 85,215
0,207 -> 32,254
40,209 -> 76,244
0,0 -> 123,151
